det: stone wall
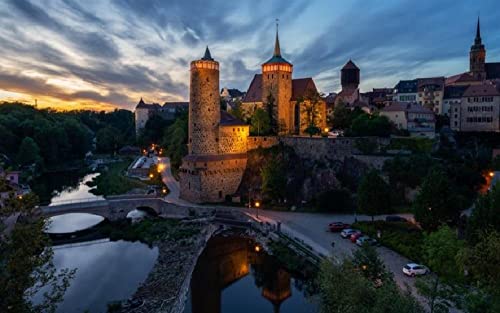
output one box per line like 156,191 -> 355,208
219,125 -> 249,154
247,136 -> 279,150
279,136 -> 390,162
262,68 -> 293,132
179,154 -> 247,203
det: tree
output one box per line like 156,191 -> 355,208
423,226 -> 464,280
265,92 -> 278,134
260,153 -> 286,202
229,99 -> 245,121
414,167 -> 461,230
357,170 -> 391,221
330,102 -> 352,130
161,111 -> 188,172
465,185 -> 500,244
459,231 -> 500,313
17,137 -> 41,166
96,126 -> 122,154
349,114 -> 392,137
298,90 -> 323,137
318,258 -> 424,313
250,108 -> 271,136
352,244 -> 388,285
0,184 -> 74,312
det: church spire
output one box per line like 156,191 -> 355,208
202,46 -> 214,61
274,19 -> 281,57
475,16 -> 482,45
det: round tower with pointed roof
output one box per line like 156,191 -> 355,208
261,21 -> 293,133
470,17 -> 486,80
341,59 -> 360,90
188,47 -> 220,155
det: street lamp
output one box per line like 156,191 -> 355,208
255,201 -> 260,218
149,173 -> 154,179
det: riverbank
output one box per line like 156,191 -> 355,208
100,219 -> 213,313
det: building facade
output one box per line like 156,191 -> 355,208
179,48 -> 250,203
451,82 -> 500,132
381,102 -> 436,138
241,28 -> 326,135
416,77 -> 445,114
335,60 -> 361,106
393,80 -> 418,103
134,99 -> 188,136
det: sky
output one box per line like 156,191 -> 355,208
0,0 -> 499,111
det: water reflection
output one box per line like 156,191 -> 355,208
34,239 -> 158,313
185,235 -> 317,313
46,213 -> 104,234
49,173 -> 103,205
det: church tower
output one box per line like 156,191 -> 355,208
261,22 -> 293,133
470,17 -> 486,80
188,47 -> 220,155
341,59 -> 360,91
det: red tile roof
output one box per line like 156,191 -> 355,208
463,82 -> 500,97
445,72 -> 479,85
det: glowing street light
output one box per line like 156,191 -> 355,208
254,245 -> 261,252
324,127 -> 329,133
162,188 -> 167,194
255,201 -> 261,219
489,171 -> 495,177
149,173 -> 154,179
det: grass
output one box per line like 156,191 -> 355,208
352,220 -> 424,262
88,159 -> 150,196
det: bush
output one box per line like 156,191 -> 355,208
353,221 -> 424,262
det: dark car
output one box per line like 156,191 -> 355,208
385,215 -> 407,223
328,222 -> 350,232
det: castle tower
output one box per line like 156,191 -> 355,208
470,17 -> 486,80
188,47 -> 220,155
261,22 -> 293,133
341,59 -> 360,90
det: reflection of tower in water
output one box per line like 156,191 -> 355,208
261,268 -> 292,313
189,235 -> 292,313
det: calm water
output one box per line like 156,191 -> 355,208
35,239 -> 158,313
184,235 -> 318,313
46,213 -> 105,234
32,171 -> 102,205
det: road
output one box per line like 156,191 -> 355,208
157,157 -> 424,301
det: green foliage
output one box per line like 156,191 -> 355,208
17,137 -> 41,166
357,170 -> 391,220
415,276 -> 455,313
265,92 -> 278,134
330,102 -> 363,130
161,111 -> 188,174
96,126 -> 122,154
318,258 -> 424,313
298,90 -> 323,136
138,114 -> 169,146
88,159 -> 148,195
413,167 -> 464,230
353,221 -> 424,262
313,189 -> 353,213
229,99 -> 245,121
384,154 -> 435,189
466,185 -> 500,244
348,114 -> 392,137
352,244 -> 389,284
386,137 -> 434,154
459,231 -> 500,312
0,102 -> 134,169
260,150 -> 287,202
98,218 -> 200,246
0,185 -> 75,312
422,226 -> 464,280
250,108 -> 271,135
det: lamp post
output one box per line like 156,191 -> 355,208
255,201 -> 260,219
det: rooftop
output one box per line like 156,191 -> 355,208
463,82 -> 500,97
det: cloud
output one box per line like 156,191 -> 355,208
0,0 -> 499,110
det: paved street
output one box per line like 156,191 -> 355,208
157,157 -> 421,294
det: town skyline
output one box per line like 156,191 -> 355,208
0,0 -> 499,111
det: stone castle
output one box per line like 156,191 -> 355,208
179,27 -> 329,203
179,48 -> 250,203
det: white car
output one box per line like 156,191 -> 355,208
356,236 -> 378,246
340,228 -> 360,239
403,263 -> 429,277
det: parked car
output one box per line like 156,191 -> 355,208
350,232 -> 364,243
328,222 -> 350,232
356,236 -> 378,246
340,228 -> 360,239
385,215 -> 408,223
402,263 -> 429,277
